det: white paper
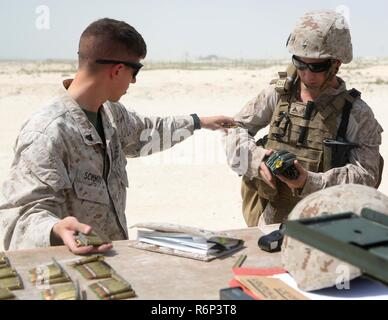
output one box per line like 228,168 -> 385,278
137,228 -> 243,256
145,236 -> 214,250
272,273 -> 388,300
137,237 -> 221,255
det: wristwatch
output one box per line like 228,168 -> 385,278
190,113 -> 201,130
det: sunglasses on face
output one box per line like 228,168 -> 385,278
95,59 -> 143,77
292,55 -> 332,73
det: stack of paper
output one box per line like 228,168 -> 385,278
129,223 -> 244,261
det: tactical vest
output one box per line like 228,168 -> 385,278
254,65 -> 362,222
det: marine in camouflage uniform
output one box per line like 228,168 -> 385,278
0,19 -> 234,252
224,10 -> 383,227
0,81 -> 197,250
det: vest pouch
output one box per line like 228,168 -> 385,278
296,153 -> 322,173
323,139 -> 359,169
322,142 -> 334,172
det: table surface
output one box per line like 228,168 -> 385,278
4,227 -> 282,300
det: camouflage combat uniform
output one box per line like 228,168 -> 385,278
224,10 -> 383,226
225,79 -> 383,225
0,79 -> 196,250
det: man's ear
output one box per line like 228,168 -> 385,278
110,64 -> 124,79
334,60 -> 342,74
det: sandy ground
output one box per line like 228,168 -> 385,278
0,60 -> 387,237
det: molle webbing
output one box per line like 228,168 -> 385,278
256,75 -> 360,217
266,91 -> 349,172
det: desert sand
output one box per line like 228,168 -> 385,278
0,59 -> 387,239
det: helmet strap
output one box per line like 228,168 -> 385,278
318,61 -> 338,94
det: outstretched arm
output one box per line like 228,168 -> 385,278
113,103 -> 235,157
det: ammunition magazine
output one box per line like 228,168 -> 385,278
0,267 -> 17,279
75,232 -> 111,247
0,273 -> 23,290
42,280 -> 83,300
0,287 -> 16,300
29,258 -> 71,285
89,273 -> 136,300
0,253 -> 23,291
0,252 -> 10,269
73,259 -> 113,280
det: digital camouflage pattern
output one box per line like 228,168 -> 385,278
0,79 -> 195,250
281,184 -> 388,291
286,10 -> 353,63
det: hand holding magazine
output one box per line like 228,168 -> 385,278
129,223 -> 244,262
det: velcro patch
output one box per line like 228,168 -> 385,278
289,102 -> 307,118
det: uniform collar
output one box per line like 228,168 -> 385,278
60,79 -> 113,146
314,77 -> 347,106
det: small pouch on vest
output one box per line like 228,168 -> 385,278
29,258 -> 71,285
322,142 -> 334,172
323,139 -> 359,169
274,65 -> 297,95
89,273 -> 136,300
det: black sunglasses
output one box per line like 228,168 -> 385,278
292,55 -> 332,73
95,59 -> 143,77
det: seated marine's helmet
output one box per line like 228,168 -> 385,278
281,184 -> 388,291
286,10 -> 353,64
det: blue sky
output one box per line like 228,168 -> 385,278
0,0 -> 387,60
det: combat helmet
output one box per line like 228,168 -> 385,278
281,184 -> 388,291
287,10 -> 353,64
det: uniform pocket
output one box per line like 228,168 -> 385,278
73,169 -> 109,205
